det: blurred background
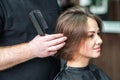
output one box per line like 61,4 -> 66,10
58,0 -> 120,80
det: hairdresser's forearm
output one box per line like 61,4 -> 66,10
0,43 -> 34,71
0,34 -> 67,71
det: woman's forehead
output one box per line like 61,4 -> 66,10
86,17 -> 99,32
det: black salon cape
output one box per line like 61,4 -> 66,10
0,0 -> 61,80
54,64 -> 111,80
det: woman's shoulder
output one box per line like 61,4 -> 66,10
89,63 -> 107,75
89,63 -> 111,80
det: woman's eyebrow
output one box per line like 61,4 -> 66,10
88,29 -> 100,33
88,31 -> 95,34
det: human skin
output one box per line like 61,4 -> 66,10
67,17 -> 103,67
0,34 -> 67,71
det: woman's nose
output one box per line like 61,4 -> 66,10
96,35 -> 103,45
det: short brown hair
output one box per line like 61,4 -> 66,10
55,6 -> 102,61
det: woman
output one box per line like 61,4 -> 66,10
54,6 -> 111,80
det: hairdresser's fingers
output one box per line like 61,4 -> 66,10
47,42 -> 66,51
47,36 -> 67,47
38,50 -> 58,57
46,51 -> 58,56
43,33 -> 64,41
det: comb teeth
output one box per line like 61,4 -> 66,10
29,10 -> 48,36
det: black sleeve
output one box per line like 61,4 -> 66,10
0,1 -> 4,34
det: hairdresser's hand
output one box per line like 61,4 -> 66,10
28,34 -> 67,58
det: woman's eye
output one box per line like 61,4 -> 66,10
88,34 -> 94,38
97,32 -> 101,36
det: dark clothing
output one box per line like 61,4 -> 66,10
0,0 -> 60,46
0,57 -> 60,80
0,0 -> 61,80
54,63 -> 111,80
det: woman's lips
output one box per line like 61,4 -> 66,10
94,47 -> 101,51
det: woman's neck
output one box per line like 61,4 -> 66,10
67,57 -> 90,68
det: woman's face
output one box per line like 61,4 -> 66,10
78,17 -> 103,59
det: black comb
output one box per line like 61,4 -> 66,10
29,10 -> 48,36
